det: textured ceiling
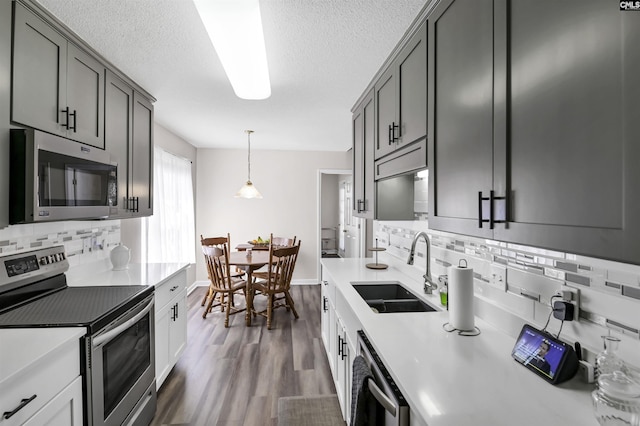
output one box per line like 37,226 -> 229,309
35,0 -> 428,151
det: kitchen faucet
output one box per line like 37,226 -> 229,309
407,231 -> 437,294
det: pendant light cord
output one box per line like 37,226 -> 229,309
246,130 -> 253,182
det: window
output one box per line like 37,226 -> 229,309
143,148 -> 195,264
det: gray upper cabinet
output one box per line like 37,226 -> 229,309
493,0 -> 640,264
11,2 -> 66,139
353,90 -> 374,219
374,21 -> 427,161
429,0 -> 640,264
105,71 -> 133,218
397,21 -> 427,150
105,71 -> 154,218
428,0 -> 495,239
132,92 -> 154,218
66,43 -> 104,148
374,68 -> 396,159
12,2 -> 105,148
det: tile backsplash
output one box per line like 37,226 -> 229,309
0,220 -> 121,267
374,220 -> 640,370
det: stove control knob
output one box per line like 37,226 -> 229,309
40,257 -> 48,265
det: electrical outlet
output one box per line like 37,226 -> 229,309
559,286 -> 580,321
82,237 -> 92,254
490,264 -> 507,291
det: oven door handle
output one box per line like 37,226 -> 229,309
93,298 -> 153,347
367,377 -> 397,417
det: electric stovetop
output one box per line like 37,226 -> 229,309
0,245 -> 153,333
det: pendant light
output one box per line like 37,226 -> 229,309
235,130 -> 263,199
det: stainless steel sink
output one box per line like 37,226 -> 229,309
351,281 -> 437,313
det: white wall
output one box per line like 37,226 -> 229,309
195,148 -> 350,283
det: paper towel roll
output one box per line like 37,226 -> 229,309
448,264 -> 474,331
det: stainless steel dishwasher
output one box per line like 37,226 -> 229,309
356,330 -> 409,426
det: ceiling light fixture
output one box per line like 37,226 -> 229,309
235,130 -> 262,199
194,0 -> 271,100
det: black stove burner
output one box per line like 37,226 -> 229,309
0,284 -> 153,333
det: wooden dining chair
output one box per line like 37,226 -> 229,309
202,244 -> 247,326
250,241 -> 301,329
271,235 -> 297,248
252,233 -> 297,282
200,234 -> 244,314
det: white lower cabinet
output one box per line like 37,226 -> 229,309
155,269 -> 188,389
0,329 -> 83,426
321,268 -> 356,425
23,377 -> 83,426
334,316 -> 353,423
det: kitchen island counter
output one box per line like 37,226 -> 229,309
321,257 -> 596,426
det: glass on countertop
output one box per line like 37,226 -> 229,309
592,370 -> 640,426
596,336 -> 628,379
439,285 -> 448,307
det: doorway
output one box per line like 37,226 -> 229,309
318,169 -> 362,280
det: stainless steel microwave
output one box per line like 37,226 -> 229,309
9,129 -> 118,223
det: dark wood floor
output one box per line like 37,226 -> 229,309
150,285 -> 337,426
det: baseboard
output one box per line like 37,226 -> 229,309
291,279 -> 320,285
188,281 -> 208,295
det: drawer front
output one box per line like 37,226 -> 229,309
155,269 -> 187,311
0,342 -> 80,426
374,138 -> 427,180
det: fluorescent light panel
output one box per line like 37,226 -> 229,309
194,0 -> 271,100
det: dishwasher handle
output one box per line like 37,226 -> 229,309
367,377 -> 397,417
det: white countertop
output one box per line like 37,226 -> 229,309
65,259 -> 189,287
0,261 -> 188,388
321,257 -> 597,426
0,327 -> 85,385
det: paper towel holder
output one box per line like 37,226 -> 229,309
442,258 -> 481,336
443,322 -> 481,336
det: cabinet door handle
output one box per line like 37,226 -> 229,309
392,122 -> 399,142
357,199 -> 365,213
171,304 -> 176,321
337,335 -> 343,356
69,110 -> 77,132
61,107 -> 70,129
388,124 -> 393,145
478,190 -> 507,229
128,197 -> 139,213
3,395 -> 37,419
323,296 -> 328,312
323,280 -> 328,286
341,337 -> 347,360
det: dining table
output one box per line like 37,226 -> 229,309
226,250 -> 271,326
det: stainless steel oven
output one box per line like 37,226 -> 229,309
0,246 -> 156,426
357,330 -> 409,426
86,294 -> 156,426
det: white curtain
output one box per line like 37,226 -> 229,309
144,148 -> 195,264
